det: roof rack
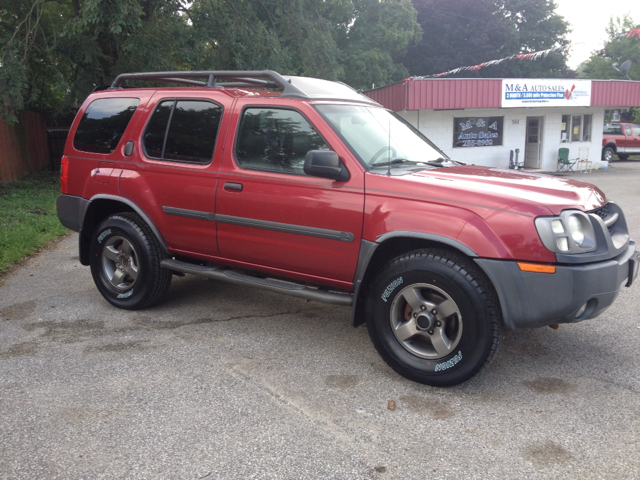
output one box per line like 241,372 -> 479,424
109,70 -> 379,105
110,70 -> 307,97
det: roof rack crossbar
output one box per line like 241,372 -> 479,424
110,70 -> 305,97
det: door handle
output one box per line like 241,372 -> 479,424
224,182 -> 243,191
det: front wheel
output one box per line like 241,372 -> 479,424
365,249 -> 501,386
90,213 -> 171,309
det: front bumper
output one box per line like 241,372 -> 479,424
476,242 -> 638,330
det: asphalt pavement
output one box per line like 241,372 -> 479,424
1,160 -> 639,479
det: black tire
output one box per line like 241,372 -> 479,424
602,146 -> 615,162
89,213 -> 171,309
365,249 -> 501,386
618,153 -> 629,160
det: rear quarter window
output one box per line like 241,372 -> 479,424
73,98 -> 140,154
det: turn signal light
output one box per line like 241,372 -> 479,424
517,262 -> 556,274
60,156 -> 69,194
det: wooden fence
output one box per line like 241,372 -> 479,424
0,111 -> 50,183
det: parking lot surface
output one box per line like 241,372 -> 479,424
1,161 -> 639,479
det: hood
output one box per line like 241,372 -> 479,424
405,166 -> 607,215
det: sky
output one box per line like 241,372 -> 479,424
554,0 -> 638,69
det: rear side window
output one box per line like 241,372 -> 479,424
603,124 -> 622,135
73,98 -> 140,154
143,99 -> 222,164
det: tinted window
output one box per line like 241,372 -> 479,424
236,108 -> 329,175
604,124 -> 622,135
144,101 -> 173,158
74,98 -> 139,154
143,99 -> 222,164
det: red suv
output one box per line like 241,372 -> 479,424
57,70 -> 638,386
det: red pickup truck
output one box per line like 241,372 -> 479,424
57,70 -> 638,386
602,122 -> 640,161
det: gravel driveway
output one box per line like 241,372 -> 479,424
1,161 -> 639,479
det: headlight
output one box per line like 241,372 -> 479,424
567,215 -> 584,246
535,211 -> 597,254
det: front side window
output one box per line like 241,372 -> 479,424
235,108 -> 329,175
634,126 -> 640,136
74,98 -> 140,154
143,99 -> 222,164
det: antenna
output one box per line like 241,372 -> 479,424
387,116 -> 392,177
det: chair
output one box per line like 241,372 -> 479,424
577,147 -> 592,173
557,148 -> 576,172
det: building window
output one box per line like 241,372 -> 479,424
561,114 -> 592,143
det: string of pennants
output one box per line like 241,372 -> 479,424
409,28 -> 640,80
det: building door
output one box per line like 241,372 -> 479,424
525,117 -> 543,169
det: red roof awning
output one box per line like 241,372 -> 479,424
365,79 -> 640,111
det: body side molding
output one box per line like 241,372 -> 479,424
216,214 -> 355,242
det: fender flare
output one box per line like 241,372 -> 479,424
85,194 -> 170,255
350,231 -> 478,326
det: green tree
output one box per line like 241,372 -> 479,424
1,0 -> 422,124
1,0 -> 197,124
578,15 -> 640,81
339,0 -> 422,90
404,0 -> 571,78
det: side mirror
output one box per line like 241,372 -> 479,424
304,150 -> 350,182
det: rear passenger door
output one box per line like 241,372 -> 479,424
215,102 -> 365,287
119,94 -> 230,257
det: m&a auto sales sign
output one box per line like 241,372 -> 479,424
501,79 -> 591,108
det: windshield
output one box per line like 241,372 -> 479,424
315,104 -> 448,169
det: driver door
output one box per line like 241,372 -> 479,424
215,102 -> 364,286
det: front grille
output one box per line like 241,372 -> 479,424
590,203 -> 609,220
588,203 -> 614,234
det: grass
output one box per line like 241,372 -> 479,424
0,170 -> 68,275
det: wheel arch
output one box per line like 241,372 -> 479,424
602,142 -> 617,159
80,195 -> 168,265
351,232 -> 478,327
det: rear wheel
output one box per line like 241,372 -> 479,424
365,249 -> 501,386
602,147 -> 614,162
618,153 -> 629,160
90,213 -> 171,309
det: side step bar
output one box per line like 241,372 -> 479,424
160,259 -> 353,306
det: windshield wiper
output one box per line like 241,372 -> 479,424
370,158 -> 419,167
429,157 -> 466,166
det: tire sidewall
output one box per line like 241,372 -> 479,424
366,254 -> 495,385
89,216 -> 156,309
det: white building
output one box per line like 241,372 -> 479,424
366,78 -> 640,171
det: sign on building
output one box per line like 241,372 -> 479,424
453,116 -> 504,148
501,79 -> 591,108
